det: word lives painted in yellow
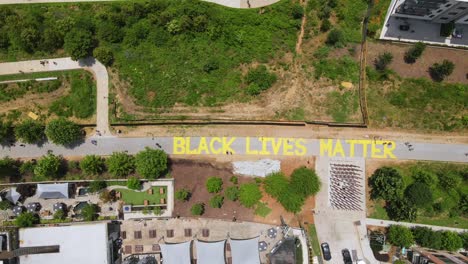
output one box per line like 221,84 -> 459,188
173,137 -> 307,156
320,139 -> 396,159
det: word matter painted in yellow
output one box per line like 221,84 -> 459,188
173,137 -> 306,156
319,139 -> 396,159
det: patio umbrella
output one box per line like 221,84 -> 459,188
26,203 -> 40,213
13,206 -> 24,216
53,202 -> 66,212
5,188 -> 20,204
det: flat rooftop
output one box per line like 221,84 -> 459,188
19,222 -> 110,264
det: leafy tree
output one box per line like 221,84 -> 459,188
135,147 -> 168,179
387,225 -> 414,248
93,46 -> 114,66
405,182 -> 433,207
45,118 -> 82,146
19,27 -> 40,53
412,226 -> 436,248
15,212 -> 39,227
14,120 -> 45,144
441,231 -> 463,251
106,152 -> 135,177
40,28 -> 64,52
278,191 -> 305,213
0,119 -> 11,141
429,60 -> 455,81
264,172 -> 288,199
438,171 -> 461,190
386,198 -> 417,222
209,194 -> 224,208
88,180 -> 107,193
19,161 -> 35,176
80,155 -> 105,175
0,200 -> 12,210
404,42 -> 426,63
290,167 -> 321,198
374,52 -> 393,71
81,203 -> 98,221
53,209 -> 66,220
326,28 -> 344,47
245,65 -> 277,92
291,4 -> 304,19
230,176 -> 238,184
460,194 -> 468,216
64,28 -> 94,60
320,19 -> 331,32
460,232 -> 468,250
34,154 -> 62,180
369,167 -> 404,200
0,157 -> 19,178
206,177 -> 223,193
16,184 -> 36,197
97,21 -> 124,43
226,186 -> 239,201
0,29 -> 9,50
175,188 -> 190,201
412,168 -> 438,188
127,177 -> 141,190
191,203 -> 204,216
239,183 -> 262,208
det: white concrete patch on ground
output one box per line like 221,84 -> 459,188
232,159 -> 280,177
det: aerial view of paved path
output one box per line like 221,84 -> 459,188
0,57 -> 111,137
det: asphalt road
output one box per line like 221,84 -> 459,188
1,136 -> 467,162
0,57 -> 111,137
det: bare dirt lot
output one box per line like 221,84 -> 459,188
366,42 -> 468,83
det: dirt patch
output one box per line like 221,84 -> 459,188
366,42 -> 468,83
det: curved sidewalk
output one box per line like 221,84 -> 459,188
0,57 -> 112,137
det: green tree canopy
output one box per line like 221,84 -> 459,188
290,167 -> 321,198
93,46 -> 114,66
191,203 -> 204,216
429,60 -> 455,82
127,177 -> 141,190
88,179 -> 107,193
438,171 -> 462,190
326,28 -> 344,47
412,227 -> 439,249
369,167 -> 404,200
106,152 -> 135,177
386,198 -> 417,222
80,155 -> 105,175
405,182 -> 433,207
278,191 -> 305,213
206,177 -> 223,193
33,154 -> 62,180
15,212 -> 39,227
0,119 -> 11,141
226,186 -> 239,201
45,118 -> 82,146
239,183 -> 262,208
0,200 -> 12,210
441,231 -> 463,251
412,168 -> 438,188
387,225 -> 414,248
135,147 -> 168,179
209,194 -> 224,208
64,28 -> 94,60
81,203 -> 99,221
264,172 -> 289,199
175,188 -> 190,201
14,120 -> 45,144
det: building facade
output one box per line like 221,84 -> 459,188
393,0 -> 468,24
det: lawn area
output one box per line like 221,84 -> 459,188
307,224 -> 321,257
254,202 -> 272,217
115,186 -> 167,205
368,77 -> 468,131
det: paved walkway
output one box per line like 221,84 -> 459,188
0,57 -> 112,137
366,218 -> 467,233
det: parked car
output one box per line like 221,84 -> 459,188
321,242 -> 332,261
342,249 -> 353,264
399,24 -> 410,31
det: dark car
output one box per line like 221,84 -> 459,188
321,242 -> 332,261
342,249 -> 353,264
399,24 -> 410,31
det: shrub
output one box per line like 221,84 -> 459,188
191,203 -> 204,216
88,180 -> 107,193
34,154 -> 62,180
405,182 -> 433,207
369,167 -> 404,200
209,194 -> 224,208
206,177 -> 223,193
387,225 -> 414,248
106,152 -> 135,177
80,155 -> 105,175
0,200 -> 12,210
326,28 -> 344,47
264,172 -> 288,199
429,60 -> 455,82
14,120 -> 45,144
99,190 -> 114,203
320,19 -> 331,32
230,176 -> 238,184
81,203 -> 98,221
19,161 -> 35,175
438,171 -> 461,190
203,60 -> 219,73
135,148 -> 168,179
45,118 -> 82,146
278,191 -> 305,213
15,212 -> 39,227
226,186 -> 239,201
64,28 -> 94,60
239,183 -> 262,208
441,231 -> 463,251
127,177 -> 141,190
412,168 -> 438,188
291,4 -> 304,19
53,209 -> 66,220
404,42 -> 426,63
412,226 -> 435,248
374,52 -> 393,71
175,188 -> 190,201
386,198 -> 417,222
290,167 -> 321,198
16,184 -> 36,197
153,206 -> 162,215
245,65 -> 277,91
93,46 -> 114,66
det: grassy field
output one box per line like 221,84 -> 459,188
115,186 -> 167,205
368,76 -> 468,131
368,162 -> 468,228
